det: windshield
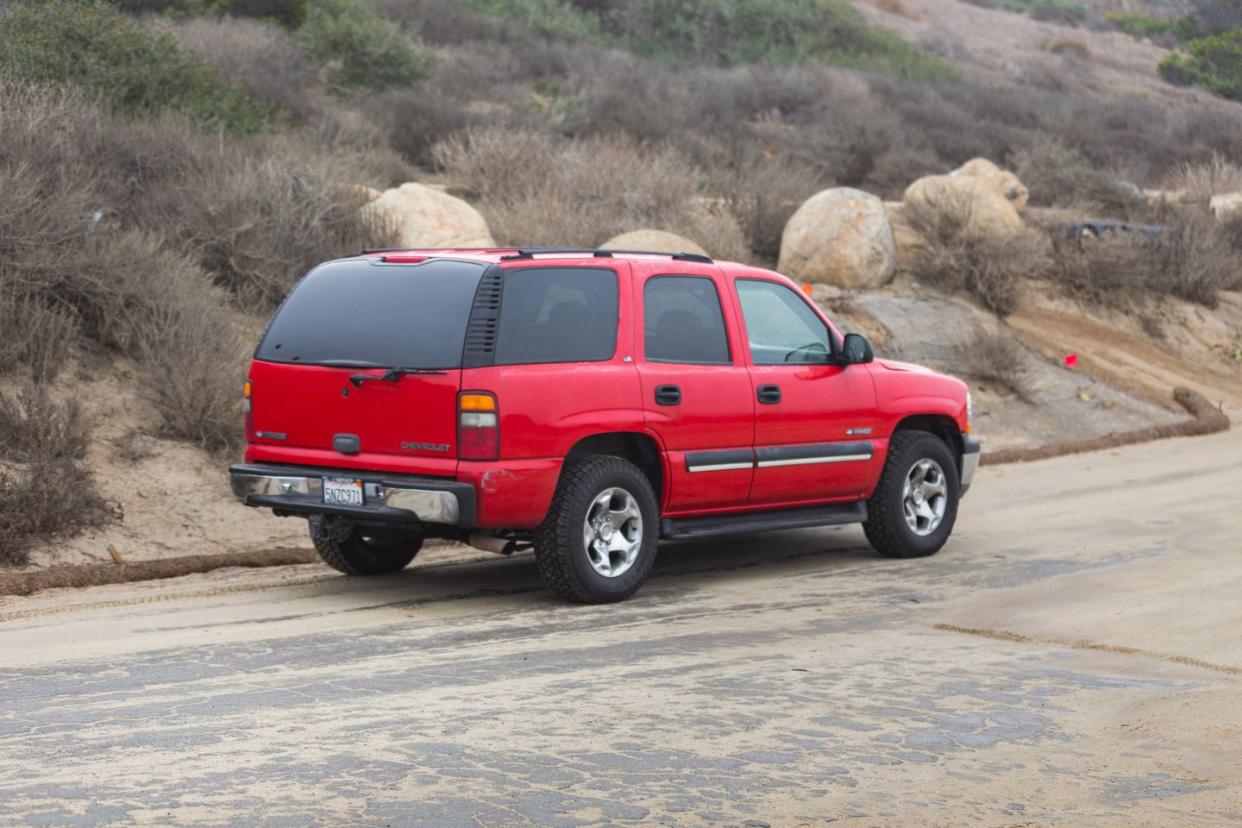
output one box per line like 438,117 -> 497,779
256,258 -> 486,369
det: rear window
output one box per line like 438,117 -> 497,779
256,258 -> 486,369
495,267 -> 618,365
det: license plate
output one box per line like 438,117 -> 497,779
323,477 -> 364,506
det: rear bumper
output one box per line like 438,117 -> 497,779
229,463 -> 476,527
960,435 -> 981,496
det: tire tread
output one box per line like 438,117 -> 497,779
535,455 -> 657,603
863,430 -> 958,559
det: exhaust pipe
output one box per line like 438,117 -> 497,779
467,531 -> 517,556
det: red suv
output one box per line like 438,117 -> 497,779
231,248 -> 979,603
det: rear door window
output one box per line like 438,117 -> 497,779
256,258 -> 486,369
643,275 -> 731,364
495,267 -> 619,365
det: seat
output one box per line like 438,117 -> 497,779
650,309 -> 722,363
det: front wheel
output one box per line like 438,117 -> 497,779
535,455 -> 659,604
863,430 -> 960,559
309,516 -> 422,575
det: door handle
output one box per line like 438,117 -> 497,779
757,384 -> 781,405
655,385 -> 681,406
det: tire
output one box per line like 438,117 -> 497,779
308,516 -> 422,575
534,455 -> 660,604
863,430 -> 960,559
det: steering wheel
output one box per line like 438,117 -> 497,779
784,341 -> 829,364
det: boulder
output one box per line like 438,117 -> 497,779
950,157 -> 1030,211
1210,192 -> 1242,223
349,184 -> 381,204
778,187 -> 897,290
903,174 -> 1023,241
884,201 -> 921,272
1143,188 -> 1195,205
602,229 -> 708,256
362,182 -> 494,248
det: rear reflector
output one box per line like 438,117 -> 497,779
458,391 -> 499,460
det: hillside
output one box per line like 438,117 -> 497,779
0,0 -> 1240,570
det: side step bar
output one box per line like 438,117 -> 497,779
660,501 -> 867,540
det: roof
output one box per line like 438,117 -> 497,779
359,247 -> 714,265
354,247 -> 785,283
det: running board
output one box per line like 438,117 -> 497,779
660,501 -> 867,540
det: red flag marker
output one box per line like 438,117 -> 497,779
1065,353 -> 1079,368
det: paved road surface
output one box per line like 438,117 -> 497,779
2,430 -> 1240,825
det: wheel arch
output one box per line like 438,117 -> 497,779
564,431 -> 665,501
892,414 -> 964,474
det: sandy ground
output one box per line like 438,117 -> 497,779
8,363 -> 307,569
856,0 -> 1230,108
1,424 -> 1240,824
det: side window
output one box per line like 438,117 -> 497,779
736,279 -> 832,365
643,275 -> 731,365
495,267 -> 618,365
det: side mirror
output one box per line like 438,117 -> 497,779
841,333 -> 874,365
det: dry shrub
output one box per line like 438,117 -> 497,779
0,82 -> 313,452
0,386 -> 117,567
0,297 -> 78,384
1220,212 -> 1242,255
1166,154 -> 1242,204
435,127 -> 753,258
1013,140 -> 1144,217
866,0 -> 922,20
0,462 -> 119,567
177,138 -> 399,306
360,85 -> 478,166
1048,207 -> 1241,308
136,283 -> 252,453
903,196 -> 1050,318
1045,39 -> 1090,59
158,15 -> 319,123
700,146 -> 821,265
0,387 -> 91,464
954,329 -> 1031,399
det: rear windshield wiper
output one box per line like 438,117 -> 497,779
316,359 -> 389,369
348,366 -> 447,388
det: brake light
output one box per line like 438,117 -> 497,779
243,379 -> 254,441
458,392 -> 499,460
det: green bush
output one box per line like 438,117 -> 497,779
1160,30 -> 1242,101
112,0 -> 309,27
0,0 -> 277,134
464,0 -> 604,40
299,0 -> 435,90
461,0 -> 955,78
1107,13 -> 1178,40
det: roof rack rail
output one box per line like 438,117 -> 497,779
358,247 -> 519,256
500,247 -> 714,265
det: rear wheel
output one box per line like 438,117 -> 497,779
308,516 -> 422,575
864,430 -> 959,559
535,455 -> 659,604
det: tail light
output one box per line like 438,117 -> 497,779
243,379 -> 254,441
458,392 -> 499,460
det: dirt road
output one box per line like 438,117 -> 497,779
2,429 -> 1241,825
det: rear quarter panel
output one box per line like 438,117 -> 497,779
458,261 -> 646,527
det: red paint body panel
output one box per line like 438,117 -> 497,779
458,458 -> 562,528
241,250 -> 971,531
629,258 -> 755,511
245,360 -> 461,475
